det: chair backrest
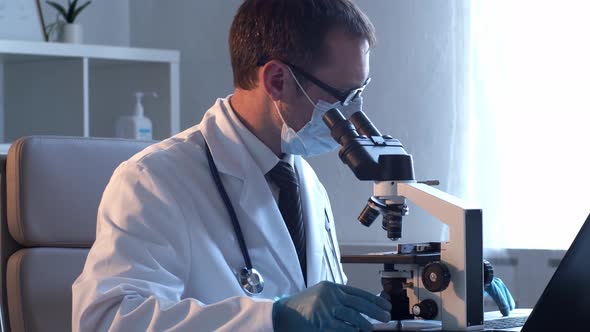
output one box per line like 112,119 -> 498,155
0,136 -> 152,332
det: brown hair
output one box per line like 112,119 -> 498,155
229,0 -> 376,90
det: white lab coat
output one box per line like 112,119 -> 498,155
72,97 -> 346,332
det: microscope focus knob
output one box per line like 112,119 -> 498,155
412,299 -> 438,320
483,259 -> 494,287
422,262 -> 451,292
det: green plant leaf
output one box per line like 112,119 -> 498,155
46,1 -> 68,20
65,0 -> 78,23
71,1 -> 91,23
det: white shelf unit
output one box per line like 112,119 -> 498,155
0,40 -> 180,154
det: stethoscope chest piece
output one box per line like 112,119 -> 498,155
239,267 -> 264,295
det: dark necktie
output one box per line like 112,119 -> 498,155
268,161 -> 307,285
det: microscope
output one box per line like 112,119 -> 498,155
323,109 -> 487,331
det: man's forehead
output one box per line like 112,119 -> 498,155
315,31 -> 370,85
317,52 -> 370,88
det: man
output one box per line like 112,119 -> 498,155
72,1 -> 391,331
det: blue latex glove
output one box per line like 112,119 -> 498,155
484,277 -> 515,316
272,281 -> 392,332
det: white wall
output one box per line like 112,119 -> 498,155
39,0 -> 130,46
129,0 -> 242,128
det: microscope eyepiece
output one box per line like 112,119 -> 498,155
349,111 -> 382,137
323,108 -> 359,145
324,106 -> 415,243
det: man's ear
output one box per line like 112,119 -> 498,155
260,60 -> 289,101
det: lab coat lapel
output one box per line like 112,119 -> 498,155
295,157 -> 326,287
199,99 -> 306,290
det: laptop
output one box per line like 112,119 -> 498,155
374,213 -> 590,331
484,309 -> 531,331
485,212 -> 590,331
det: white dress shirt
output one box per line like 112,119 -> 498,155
225,96 -> 295,203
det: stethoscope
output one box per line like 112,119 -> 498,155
204,141 -> 264,295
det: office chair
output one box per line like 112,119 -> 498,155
0,136 -> 152,332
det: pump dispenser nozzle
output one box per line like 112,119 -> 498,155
116,91 -> 158,140
134,92 -> 158,117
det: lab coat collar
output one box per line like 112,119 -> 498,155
199,97 -> 307,290
224,96 -> 281,175
295,157 -> 328,287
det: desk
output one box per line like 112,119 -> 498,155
369,309 -> 531,331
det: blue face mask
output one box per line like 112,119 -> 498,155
273,68 -> 363,157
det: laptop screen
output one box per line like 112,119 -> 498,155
522,213 -> 590,331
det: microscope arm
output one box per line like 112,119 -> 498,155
396,182 -> 484,330
397,182 -> 478,225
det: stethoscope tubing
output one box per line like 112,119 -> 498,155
204,141 -> 253,270
204,138 -> 342,291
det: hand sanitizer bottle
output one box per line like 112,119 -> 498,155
116,92 -> 157,140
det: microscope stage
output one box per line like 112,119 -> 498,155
341,252 -> 440,265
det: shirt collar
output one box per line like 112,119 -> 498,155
224,96 -> 294,174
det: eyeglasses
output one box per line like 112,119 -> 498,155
257,58 -> 370,106
284,62 -> 370,106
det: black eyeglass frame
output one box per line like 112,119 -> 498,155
286,62 -> 370,106
258,59 -> 370,106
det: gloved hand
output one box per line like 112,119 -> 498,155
484,277 -> 515,316
272,280 -> 391,332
